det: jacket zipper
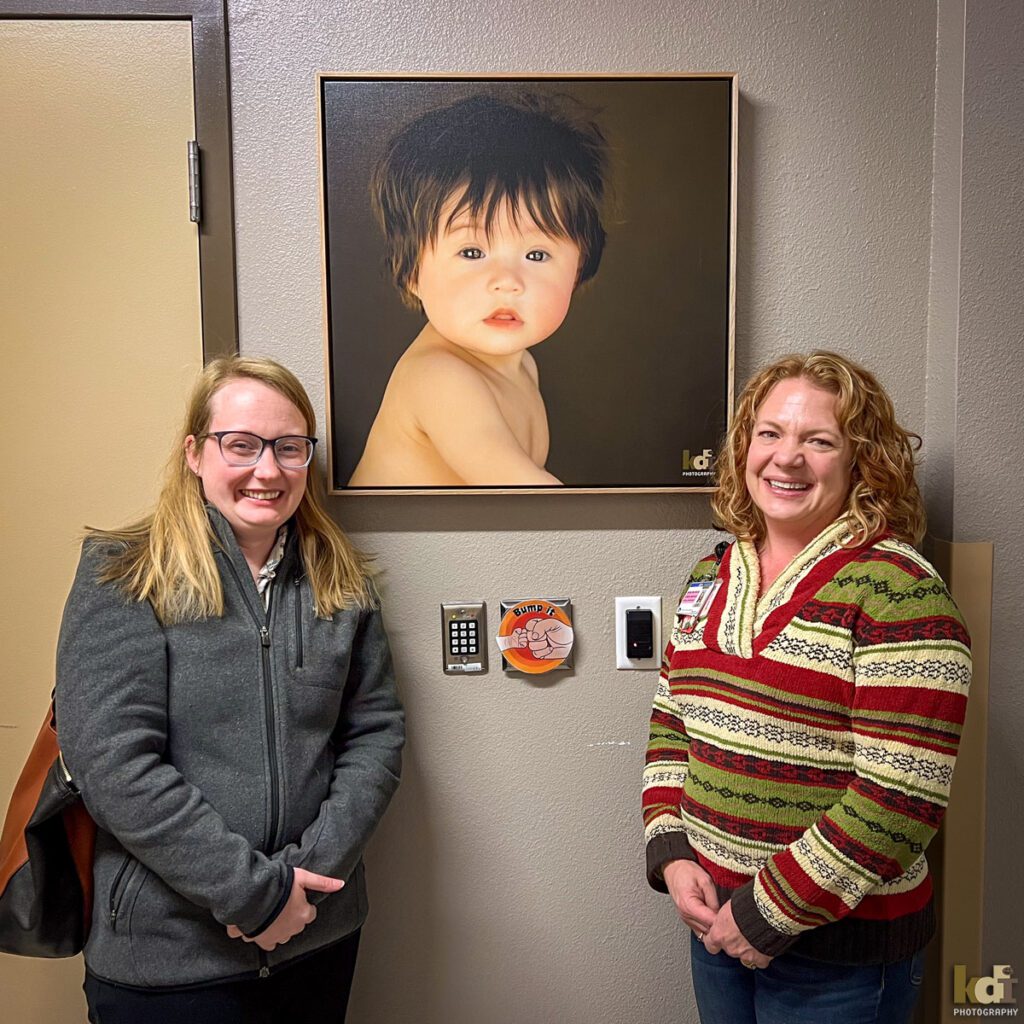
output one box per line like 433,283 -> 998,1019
108,854 -> 137,929
294,575 -> 303,668
260,618 -> 281,851
219,555 -> 282,854
217,550 -> 286,976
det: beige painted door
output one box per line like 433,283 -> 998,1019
0,19 -> 204,1021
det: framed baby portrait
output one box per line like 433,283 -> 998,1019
318,73 -> 737,494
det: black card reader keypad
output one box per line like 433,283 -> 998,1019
448,618 -> 480,656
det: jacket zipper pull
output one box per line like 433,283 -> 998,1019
294,575 -> 304,669
260,626 -> 270,648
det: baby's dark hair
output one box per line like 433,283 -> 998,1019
371,91 -> 608,310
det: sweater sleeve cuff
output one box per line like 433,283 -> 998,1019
646,833 -> 698,893
242,865 -> 294,939
729,879 -> 800,958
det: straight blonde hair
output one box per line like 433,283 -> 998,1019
712,351 -> 927,548
90,357 -> 373,624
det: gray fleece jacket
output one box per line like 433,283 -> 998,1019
55,509 -> 404,987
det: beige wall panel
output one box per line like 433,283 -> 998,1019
0,19 -> 202,1022
929,540 -> 992,1023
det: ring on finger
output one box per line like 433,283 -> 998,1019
741,959 -> 758,970
696,932 -> 705,942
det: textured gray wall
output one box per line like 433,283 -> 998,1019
224,0 -> 1021,1020
955,0 -> 1024,969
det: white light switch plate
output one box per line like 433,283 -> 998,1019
615,596 -> 662,670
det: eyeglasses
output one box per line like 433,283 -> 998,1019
200,431 -> 317,469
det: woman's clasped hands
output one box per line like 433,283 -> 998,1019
663,859 -> 772,969
226,868 -> 344,952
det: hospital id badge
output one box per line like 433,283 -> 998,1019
676,580 -> 721,634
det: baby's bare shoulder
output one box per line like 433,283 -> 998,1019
393,344 -> 489,392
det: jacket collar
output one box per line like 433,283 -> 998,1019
204,504 -> 299,584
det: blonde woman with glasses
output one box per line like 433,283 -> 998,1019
55,357 -> 404,1024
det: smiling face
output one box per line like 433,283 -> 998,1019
185,379 -> 309,555
411,196 -> 582,358
745,376 -> 853,548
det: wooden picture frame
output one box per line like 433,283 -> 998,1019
318,73 -> 736,494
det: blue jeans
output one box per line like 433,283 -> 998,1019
690,933 -> 926,1024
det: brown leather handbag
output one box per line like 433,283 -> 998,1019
0,699 -> 96,957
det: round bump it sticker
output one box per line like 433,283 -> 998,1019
496,600 -> 574,674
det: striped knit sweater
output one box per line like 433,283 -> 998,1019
643,519 -> 971,964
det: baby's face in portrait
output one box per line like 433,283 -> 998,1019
411,196 -> 581,359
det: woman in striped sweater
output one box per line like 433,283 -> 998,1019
643,351 -> 970,1024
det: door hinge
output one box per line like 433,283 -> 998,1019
187,140 -> 201,224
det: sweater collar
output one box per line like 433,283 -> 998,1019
722,519 -> 852,658
741,519 -> 852,612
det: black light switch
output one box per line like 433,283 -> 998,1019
626,609 -> 654,659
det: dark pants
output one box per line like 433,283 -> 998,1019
84,928 -> 360,1024
690,932 -> 925,1024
